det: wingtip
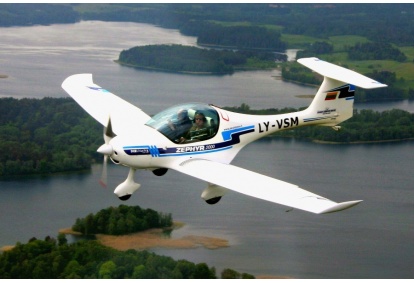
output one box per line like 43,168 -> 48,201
319,200 -> 363,214
62,73 -> 94,89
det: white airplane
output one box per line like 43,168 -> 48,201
62,57 -> 387,214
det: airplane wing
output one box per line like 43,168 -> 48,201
62,74 -> 151,136
171,158 -> 362,214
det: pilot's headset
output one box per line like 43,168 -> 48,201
194,111 -> 207,122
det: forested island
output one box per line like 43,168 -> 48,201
117,44 -> 283,74
72,205 -> 173,236
0,204 -> 253,279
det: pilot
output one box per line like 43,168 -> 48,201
179,112 -> 208,143
168,109 -> 193,141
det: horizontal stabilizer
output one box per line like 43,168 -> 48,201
298,57 -> 387,89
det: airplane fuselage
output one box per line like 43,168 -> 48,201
107,104 -> 314,171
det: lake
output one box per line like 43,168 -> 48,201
0,21 -> 413,279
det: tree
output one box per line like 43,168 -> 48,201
194,263 -> 216,279
57,234 -> 67,246
221,268 -> 241,279
132,264 -> 149,279
61,260 -> 82,279
99,261 -> 117,279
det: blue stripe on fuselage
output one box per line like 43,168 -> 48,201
124,125 -> 255,156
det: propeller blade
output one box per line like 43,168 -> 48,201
99,117 -> 116,188
104,116 -> 116,143
99,155 -> 108,188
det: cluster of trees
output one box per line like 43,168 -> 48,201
226,105 -> 414,143
281,63 -> 322,86
296,41 -> 334,58
0,98 -> 101,177
72,205 -> 173,236
355,70 -> 414,102
348,42 -> 407,62
118,44 -> 279,74
0,235 -> 253,279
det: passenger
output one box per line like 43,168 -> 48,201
179,112 -> 209,143
167,109 -> 192,141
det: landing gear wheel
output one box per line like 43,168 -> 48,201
119,194 -> 132,201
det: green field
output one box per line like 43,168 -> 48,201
280,32 -> 414,89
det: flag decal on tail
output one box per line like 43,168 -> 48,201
325,92 -> 338,100
325,84 -> 355,101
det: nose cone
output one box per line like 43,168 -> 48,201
97,144 -> 113,155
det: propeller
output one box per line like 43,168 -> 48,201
97,117 -> 116,187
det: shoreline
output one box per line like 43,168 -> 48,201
115,60 -> 221,75
1,222 -> 229,252
58,222 -> 229,251
115,60 -> 272,75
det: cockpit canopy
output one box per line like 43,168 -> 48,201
145,103 -> 220,144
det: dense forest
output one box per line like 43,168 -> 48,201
195,24 -> 286,51
347,42 -> 407,62
72,205 -> 173,236
0,235 -> 253,279
118,44 -> 282,74
0,4 -> 78,26
0,97 -> 101,177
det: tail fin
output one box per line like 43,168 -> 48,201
298,57 -> 387,126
